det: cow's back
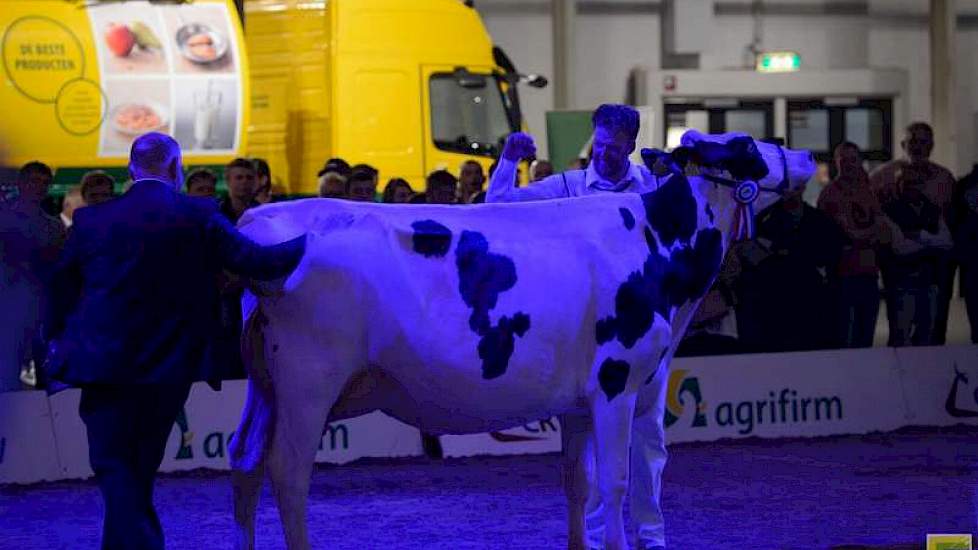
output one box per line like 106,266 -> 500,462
237,196 -> 660,431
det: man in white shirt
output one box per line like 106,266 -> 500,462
487,103 -> 667,550
487,105 -> 659,202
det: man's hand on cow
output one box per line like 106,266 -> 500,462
501,132 -> 536,163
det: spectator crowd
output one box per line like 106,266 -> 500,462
2,121 -> 978,392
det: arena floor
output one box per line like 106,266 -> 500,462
2,426 -> 976,550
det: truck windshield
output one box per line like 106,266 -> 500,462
429,72 -> 515,157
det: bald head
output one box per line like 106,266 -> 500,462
129,132 -> 183,188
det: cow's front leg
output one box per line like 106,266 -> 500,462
560,412 -> 593,550
590,390 -> 637,550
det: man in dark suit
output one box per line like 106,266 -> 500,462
45,133 -> 306,550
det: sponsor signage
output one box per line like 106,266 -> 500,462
2,345 -> 977,484
666,348 -> 909,442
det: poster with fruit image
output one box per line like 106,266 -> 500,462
0,0 -> 246,169
89,4 -> 169,75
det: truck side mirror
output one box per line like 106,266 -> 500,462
524,74 -> 548,88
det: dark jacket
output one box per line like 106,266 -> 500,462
45,179 -> 304,386
880,187 -> 944,285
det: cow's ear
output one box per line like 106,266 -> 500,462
641,148 -> 681,176
640,148 -> 665,170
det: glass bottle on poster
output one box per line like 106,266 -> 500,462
193,81 -> 221,149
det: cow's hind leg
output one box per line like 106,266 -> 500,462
230,378 -> 273,550
560,412 -> 593,550
266,359 -> 345,550
231,306 -> 278,550
590,390 -> 637,550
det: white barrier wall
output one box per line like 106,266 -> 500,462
1,345 -> 976,484
0,390 -> 60,484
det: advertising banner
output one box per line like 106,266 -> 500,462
45,381 -> 426,482
0,0 -> 247,168
163,382 -> 424,471
48,388 -> 91,479
0,390 -> 60,484
665,348 -> 907,443
4,345 -> 977,484
894,345 -> 978,428
440,417 -> 563,458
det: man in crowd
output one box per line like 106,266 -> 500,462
877,165 -> 953,346
44,133 -> 306,549
870,122 -> 956,344
80,170 -> 116,206
318,171 -> 348,199
0,162 -> 65,392
317,158 -> 351,199
818,142 -> 890,348
221,158 -> 259,224
487,104 -> 666,550
185,168 -> 218,199
217,158 -> 261,380
350,163 -> 379,198
734,182 -> 847,353
347,168 -> 378,202
60,186 -> 85,230
318,157 -> 352,180
425,170 -> 458,204
458,160 -> 486,203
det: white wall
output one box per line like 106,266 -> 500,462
476,1 -> 977,174
478,3 -> 659,159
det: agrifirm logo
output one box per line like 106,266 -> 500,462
664,369 -> 844,435
173,409 -> 350,461
927,534 -> 972,550
945,364 -> 978,418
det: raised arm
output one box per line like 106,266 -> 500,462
487,132 -> 569,203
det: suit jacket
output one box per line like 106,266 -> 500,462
45,179 -> 305,386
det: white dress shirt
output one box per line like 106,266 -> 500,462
485,157 -> 660,203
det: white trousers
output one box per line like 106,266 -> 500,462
585,362 -> 668,549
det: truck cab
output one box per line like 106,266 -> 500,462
245,0 -> 536,194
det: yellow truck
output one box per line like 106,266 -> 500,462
0,0 -> 541,195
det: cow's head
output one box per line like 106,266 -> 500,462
642,130 -> 816,239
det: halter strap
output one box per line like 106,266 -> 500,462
699,145 -> 791,241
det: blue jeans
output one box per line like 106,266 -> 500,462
886,280 -> 938,347
835,275 -> 880,348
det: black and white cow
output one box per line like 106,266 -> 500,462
228,131 -> 816,550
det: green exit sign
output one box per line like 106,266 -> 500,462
756,51 -> 801,73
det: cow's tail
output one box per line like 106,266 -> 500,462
229,298 -> 275,550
